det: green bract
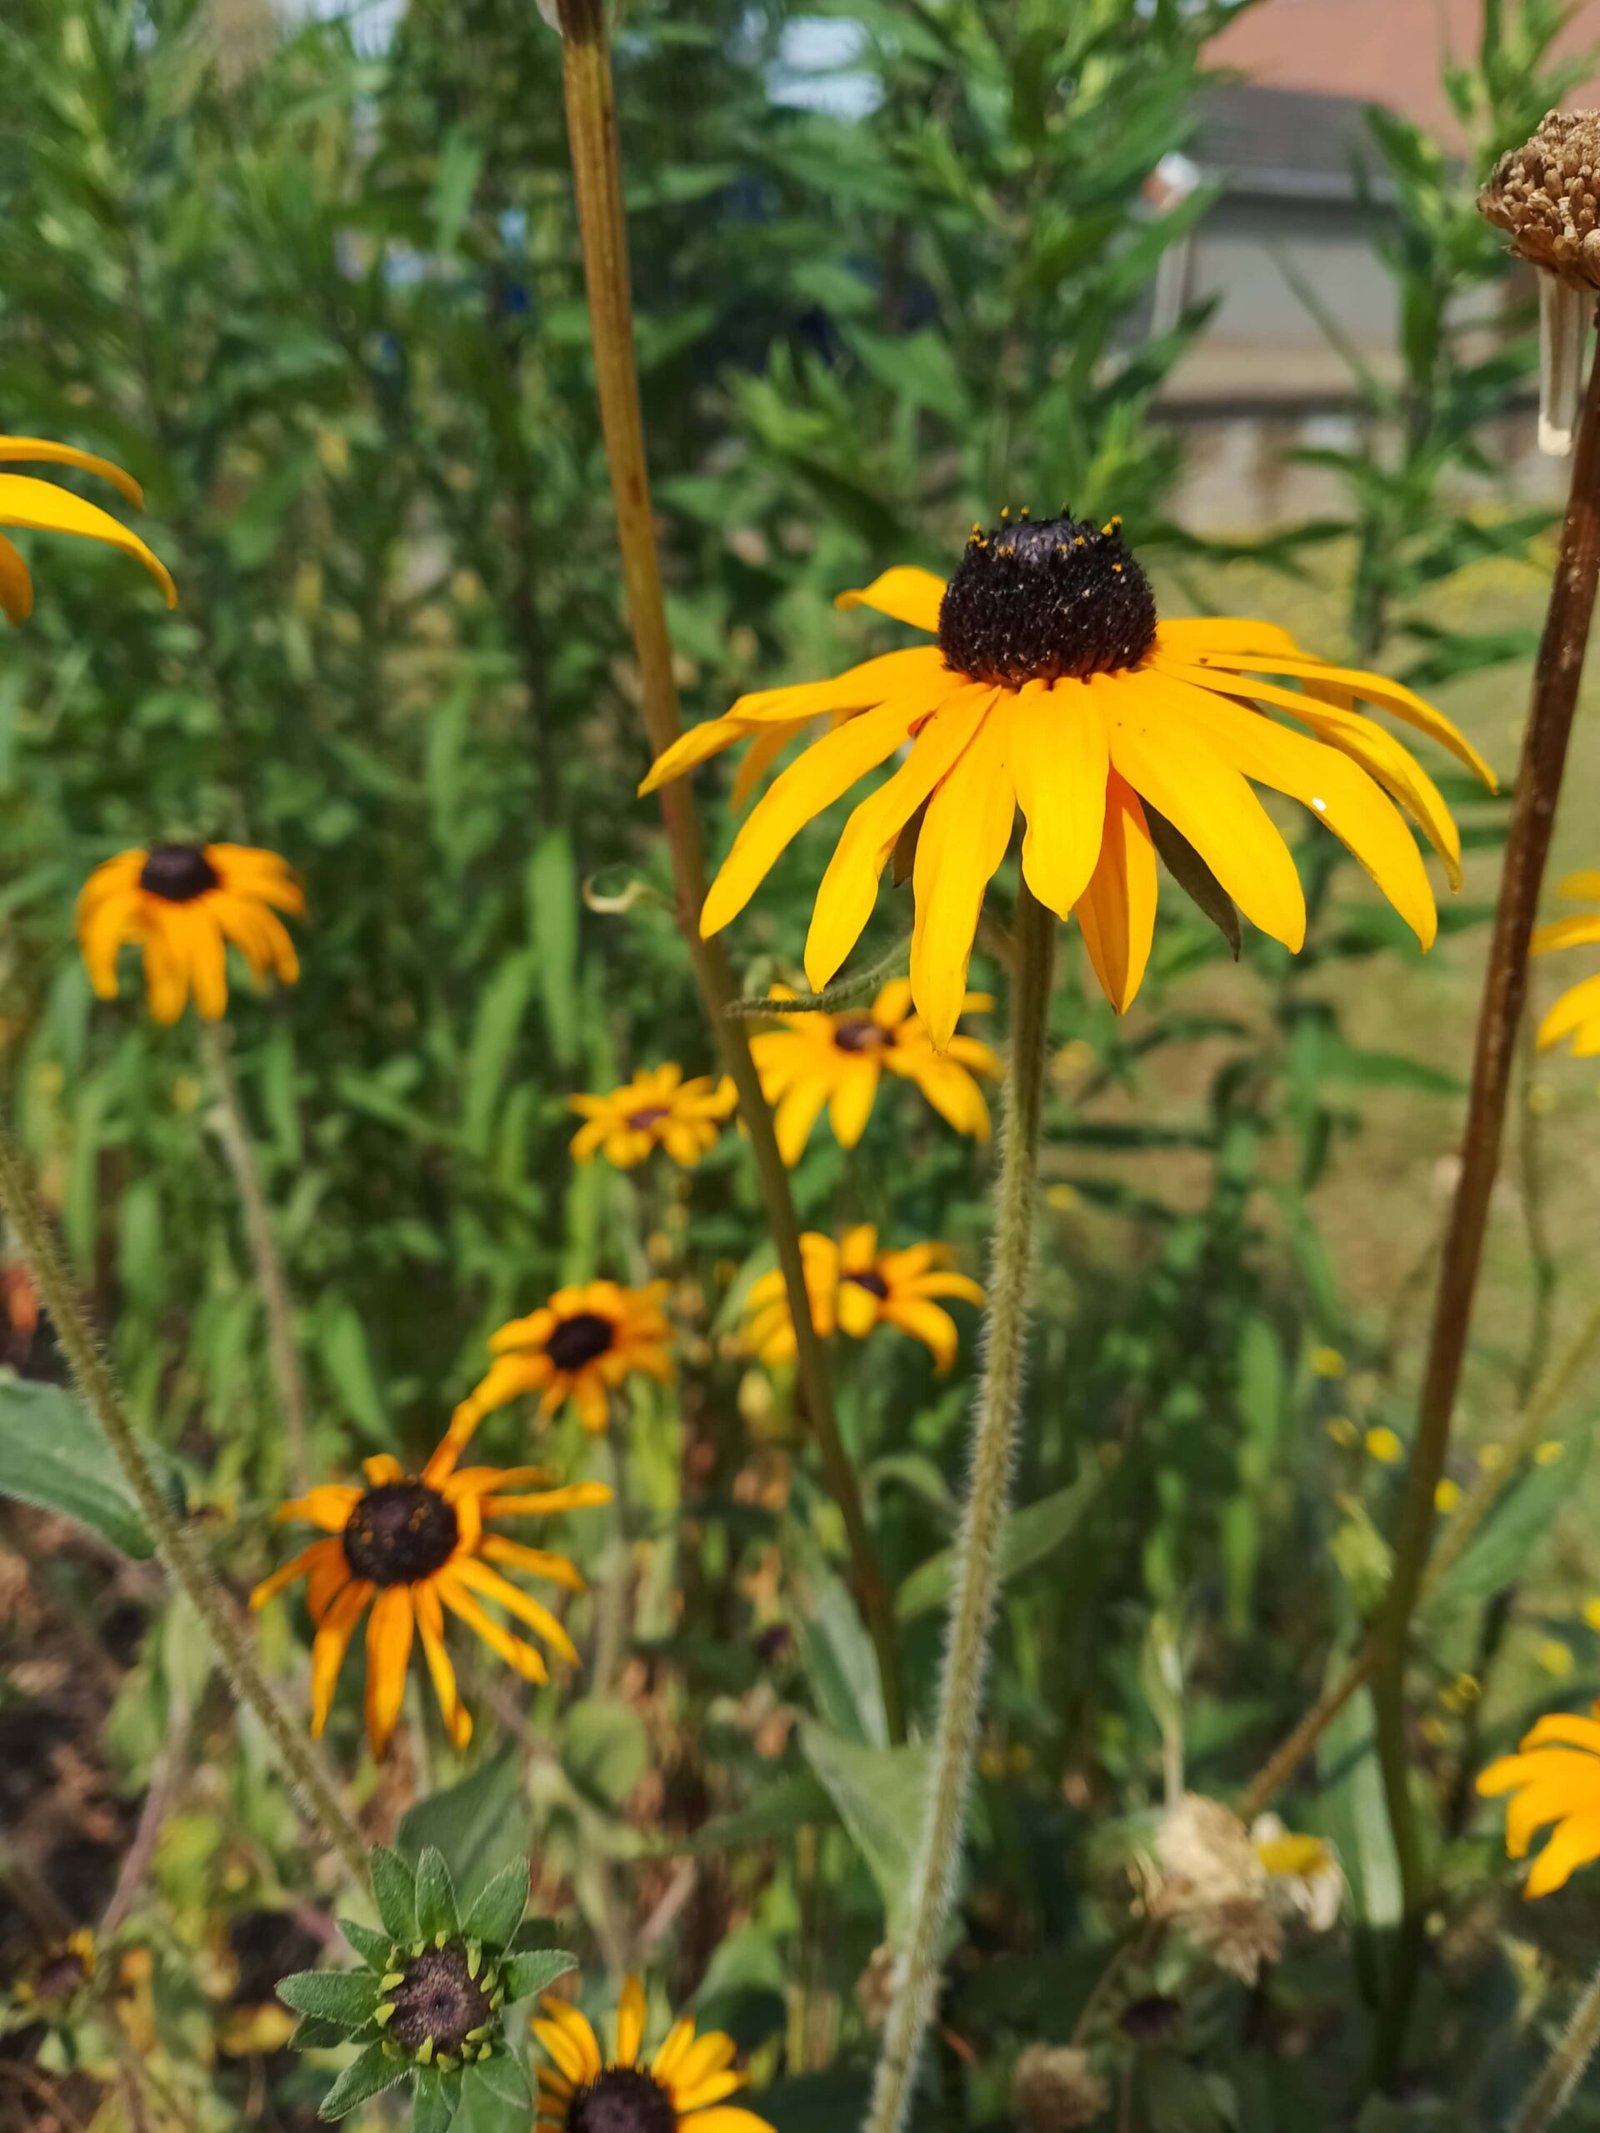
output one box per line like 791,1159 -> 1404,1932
275,1844 -> 574,2126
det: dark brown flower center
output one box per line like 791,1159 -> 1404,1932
386,1944 -> 490,2056
342,1481 -> 458,1585
546,1311 -> 616,1372
844,1269 -> 889,1300
626,1106 -> 671,1130
138,843 -> 219,902
31,1949 -> 90,2003
566,2066 -> 679,2133
938,509 -> 1156,686
833,1017 -> 892,1053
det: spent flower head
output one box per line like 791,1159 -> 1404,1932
277,1845 -> 573,2121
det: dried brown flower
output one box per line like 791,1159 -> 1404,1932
1012,2044 -> 1112,2131
1480,109 -> 1600,290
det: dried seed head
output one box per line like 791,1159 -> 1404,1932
1479,109 -> 1600,290
1011,2044 -> 1112,2132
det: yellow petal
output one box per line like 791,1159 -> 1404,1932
1526,1809 -> 1600,1898
910,701 -> 1017,1049
309,1580 -> 371,1736
414,1582 -> 472,1749
1532,914 -> 1600,956
638,715 -> 763,795
1558,870 -> 1600,901
1008,677 -> 1109,918
0,435 -> 144,505
828,1058 -> 879,1148
701,695 -> 926,939
0,532 -> 33,624
727,644 -> 945,725
1105,670 -> 1305,950
364,1586 -> 415,1758
1076,772 -> 1157,1012
0,473 -> 176,607
834,566 -> 946,633
1154,617 -> 1303,658
731,718 -> 808,808
1539,974 -> 1600,1048
616,1975 -> 647,2067
803,683 -> 993,991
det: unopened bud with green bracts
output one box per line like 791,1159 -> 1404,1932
275,1842 -> 575,2126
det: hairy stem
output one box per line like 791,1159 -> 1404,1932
865,885 -> 1056,2133
1370,327 -> 1600,2085
554,0 -> 904,1743
1515,1966 -> 1600,2132
0,1125 -> 368,1886
200,1023 -> 311,1494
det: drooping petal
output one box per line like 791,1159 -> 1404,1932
1540,974 -> 1600,1048
834,566 -> 946,633
309,1580 -> 372,1736
803,684 -> 994,990
0,436 -> 145,504
828,1057 -> 880,1148
702,695 -> 929,939
910,700 -> 1018,1049
1104,670 -> 1305,951
413,1581 -> 472,1749
883,1297 -> 962,1371
1532,914 -> 1600,955
1076,772 -> 1158,1013
450,1556 -> 580,1667
616,1974 -> 647,2067
435,1570 -> 549,1682
1526,1809 -> 1600,1898
0,472 -> 177,607
0,532 -> 33,624
1008,677 -> 1110,918
364,1586 -> 415,1757
479,1534 -> 586,1591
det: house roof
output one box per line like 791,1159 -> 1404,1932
1207,0 -> 1600,143
1193,83 -> 1389,200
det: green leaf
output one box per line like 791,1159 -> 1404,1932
289,2014 -> 349,2052
501,1948 -> 578,2003
896,1468 -> 1103,1622
799,1723 -> 930,1939
462,951 -> 538,1157
562,1700 -> 650,1810
337,1917 -> 395,1972
398,1752 -> 523,1914
467,2049 -> 533,2109
413,1846 -> 460,1941
1423,1430 -> 1591,1625
0,1375 -> 182,1558
412,2067 -> 455,2133
529,831 -> 580,1070
657,1772 -> 833,1857
1318,1682 -> 1402,1930
276,1969 -> 382,2028
460,1859 -> 530,1950
317,2041 -> 411,2120
316,1303 -> 388,1444
369,1848 -> 418,1943
453,2056 -> 531,2133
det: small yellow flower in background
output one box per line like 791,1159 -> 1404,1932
77,844 -> 303,1023
455,1281 -> 674,1436
1441,1673 -> 1481,1713
1535,1439 -> 1566,1466
743,1225 -> 984,1373
0,436 -> 176,622
1325,1416 -> 1359,1448
1584,1597 -> 1600,1633
251,1427 -> 610,1758
14,1928 -> 96,2009
1365,1426 -> 1404,1465
533,1975 -> 775,2133
1478,1709 -> 1600,1896
1310,1345 -> 1346,1379
1422,1715 -> 1449,1747
1435,1478 -> 1462,1513
1534,871 -> 1600,1054
641,517 -> 1490,1045
749,980 -> 998,1161
568,1064 -> 736,1170
1538,1639 -> 1576,1678
1478,1442 -> 1507,1474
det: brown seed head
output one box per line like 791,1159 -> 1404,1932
1012,2044 -> 1112,2132
1479,109 -> 1600,291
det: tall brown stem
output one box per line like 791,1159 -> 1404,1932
1370,322 -> 1600,2085
553,0 -> 905,1744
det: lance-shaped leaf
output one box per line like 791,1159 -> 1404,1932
317,2041 -> 412,2121
413,1845 -> 460,1941
460,1858 -> 530,1949
276,1969 -> 383,2028
370,1847 -> 419,1943
501,1947 -> 578,2003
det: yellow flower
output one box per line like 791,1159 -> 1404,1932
749,979 -> 998,1161
743,1225 -> 984,1373
1364,1426 -> 1404,1465
77,844 -> 303,1023
251,1428 -> 610,1758
1583,1596 -> 1600,1633
1324,1416 -> 1359,1448
641,522 -> 1490,1044
1309,1345 -> 1346,1379
1435,1478 -> 1462,1513
1478,1709 -> 1600,1896
455,1280 -> 674,1436
1535,1439 -> 1566,1466
1539,1639 -> 1576,1678
533,1976 -> 774,2133
15,1928 -> 96,2009
569,1064 -> 736,1169
1534,870 -> 1600,1053
0,436 -> 175,621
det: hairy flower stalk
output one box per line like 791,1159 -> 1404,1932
0,1124 -> 369,1886
865,885 -> 1055,2133
200,1023 -> 311,1493
553,0 -> 904,1741
1370,295 -> 1600,2080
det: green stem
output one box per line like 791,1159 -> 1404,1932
1514,1970 -> 1600,2132
0,1124 -> 368,1887
1370,323 -> 1600,2086
864,884 -> 1056,2133
553,0 -> 905,1744
199,1023 -> 311,1495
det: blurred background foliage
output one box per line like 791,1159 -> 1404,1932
5,0 -> 1600,2128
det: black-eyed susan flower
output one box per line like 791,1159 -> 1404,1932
1533,869 -> 1600,1054
77,843 -> 303,1024
750,979 -> 998,1162
0,436 -> 176,621
251,1429 -> 610,1757
1477,1709 -> 1600,1896
641,517 -> 1491,1045
743,1225 -> 983,1373
533,1974 -> 775,2133
569,1064 -> 737,1169
13,1929 -> 96,2012
454,1280 -> 675,1437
